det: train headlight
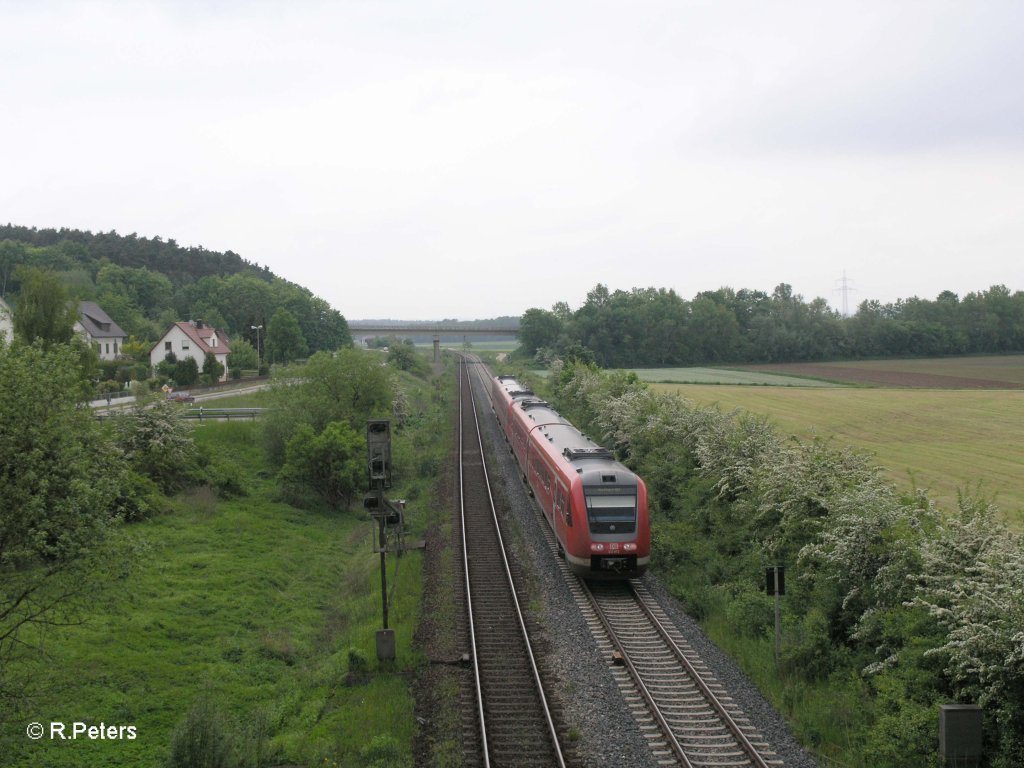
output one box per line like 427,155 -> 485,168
591,543 -> 605,552
624,543 -> 637,551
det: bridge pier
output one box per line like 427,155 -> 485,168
433,334 -> 440,363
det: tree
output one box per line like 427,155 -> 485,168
202,351 -> 224,382
386,340 -> 430,377
278,421 -> 365,509
11,266 -> 78,348
226,339 -> 258,374
173,356 -> 199,386
518,308 -> 563,357
0,239 -> 28,297
111,399 -> 198,493
261,349 -> 394,464
0,340 -> 128,701
265,308 -> 308,365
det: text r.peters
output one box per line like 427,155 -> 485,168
50,722 -> 137,740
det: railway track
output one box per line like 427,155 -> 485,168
583,579 -> 780,767
461,356 -> 782,768
457,358 -> 569,768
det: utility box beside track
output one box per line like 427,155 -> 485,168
939,704 -> 982,767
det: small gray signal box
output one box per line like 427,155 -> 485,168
367,419 -> 392,489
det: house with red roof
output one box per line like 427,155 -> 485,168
149,320 -> 231,381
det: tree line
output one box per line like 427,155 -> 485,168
518,282 -> 1024,367
0,226 -> 352,373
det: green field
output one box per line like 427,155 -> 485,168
654,383 -> 1024,524
1,421 -> 424,767
629,367 -> 844,387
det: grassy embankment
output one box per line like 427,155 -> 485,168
3,374 -> 445,767
640,357 -> 1024,526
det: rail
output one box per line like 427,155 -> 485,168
458,356 -> 567,768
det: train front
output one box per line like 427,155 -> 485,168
570,467 -> 650,579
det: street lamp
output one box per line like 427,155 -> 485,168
251,324 -> 263,368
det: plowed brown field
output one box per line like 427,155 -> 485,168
736,355 -> 1024,389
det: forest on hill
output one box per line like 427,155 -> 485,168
518,282 -> 1024,367
0,224 -> 351,357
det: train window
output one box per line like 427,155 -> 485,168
584,490 -> 636,534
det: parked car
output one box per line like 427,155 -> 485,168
166,391 -> 195,403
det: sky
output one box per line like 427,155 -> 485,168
2,1 -> 1022,320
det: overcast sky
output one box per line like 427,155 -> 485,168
2,1 -> 1022,320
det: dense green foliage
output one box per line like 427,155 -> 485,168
0,332 -> 250,717
1,357 -> 448,767
261,349 -> 396,467
10,265 -> 79,347
279,422 -> 365,509
544,361 -> 1024,766
226,338 -> 259,373
0,340 -> 128,701
386,340 -> 431,377
265,307 -> 308,364
521,282 -> 1024,367
0,226 -> 351,357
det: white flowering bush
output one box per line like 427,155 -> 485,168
909,498 -> 1024,762
546,362 -> 1024,767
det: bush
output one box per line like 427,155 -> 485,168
345,647 -> 370,686
166,696 -> 235,768
112,399 -> 199,493
173,356 -> 199,386
260,349 -> 393,464
278,421 -> 364,510
721,581 -> 774,638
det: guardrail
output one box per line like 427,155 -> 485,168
180,407 -> 265,420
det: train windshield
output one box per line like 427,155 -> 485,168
584,487 -> 637,534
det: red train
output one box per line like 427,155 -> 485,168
491,374 -> 650,579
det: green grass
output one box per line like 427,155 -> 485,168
627,367 -> 845,387
655,383 -> 1024,525
702,612 -> 870,766
200,389 -> 271,408
2,421 -> 423,767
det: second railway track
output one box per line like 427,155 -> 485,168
458,358 -> 570,768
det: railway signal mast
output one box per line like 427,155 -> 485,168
365,419 -> 404,661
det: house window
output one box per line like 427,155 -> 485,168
165,341 -> 172,351
105,343 -> 110,355
113,341 -> 118,355
181,340 -> 190,350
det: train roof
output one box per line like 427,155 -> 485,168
508,390 -> 635,482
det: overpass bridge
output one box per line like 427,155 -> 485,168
348,323 -> 520,361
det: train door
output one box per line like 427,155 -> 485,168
553,481 -> 571,556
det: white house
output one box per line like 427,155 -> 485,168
0,296 -> 12,342
150,320 -> 231,380
75,301 -> 128,360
